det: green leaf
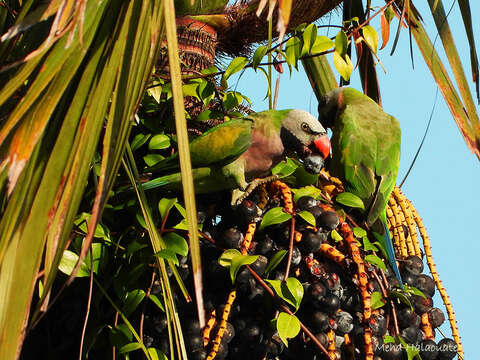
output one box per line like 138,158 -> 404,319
362,25 -> 379,54
74,213 -> 110,240
158,197 -> 177,219
363,236 -> 379,252
264,279 -> 299,309
335,192 -> 365,210
285,36 -> 301,69
197,80 -> 216,104
384,335 -> 396,344
335,30 -> 348,56
223,56 -> 248,81
147,348 -> 168,360
405,285 -> 426,299
223,91 -> 243,110
58,250 -> 91,278
154,249 -> 178,265
148,134 -> 170,150
264,250 -> 288,278
143,154 -> 164,167
331,229 -> 343,242
148,294 -> 165,312
131,134 -> 150,151
218,249 -> 241,267
201,66 -> 219,74
252,45 -> 268,69
301,23 -> 317,56
353,227 -> 367,238
182,82 -> 200,98
297,211 -> 316,227
389,289 -> 413,310
371,291 -> 386,310
256,66 -> 271,100
276,312 -> 301,347
123,289 -> 146,317
163,232 -> 188,257
119,342 -> 142,354
384,5 -> 395,23
292,186 -> 322,202
259,207 -> 292,230
229,254 -> 258,284
272,158 -> 298,178
110,324 -> 133,348
174,202 -> 187,218
285,277 -> 304,310
197,109 -> 213,121
136,212 -> 147,230
333,51 -> 353,81
311,35 -> 334,54
365,254 -> 386,270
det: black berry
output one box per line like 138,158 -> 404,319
415,274 -> 435,297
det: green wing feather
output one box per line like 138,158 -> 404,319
330,89 -> 401,226
147,118 -> 254,173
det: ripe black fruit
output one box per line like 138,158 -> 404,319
419,339 -> 438,360
321,293 -> 341,314
296,196 -> 317,211
428,307 -> 445,328
221,322 -> 235,344
302,231 -> 323,252
317,210 -> 340,230
250,255 -> 268,276
402,255 -> 424,275
264,335 -> 285,356
368,314 -> 387,337
413,294 -> 433,314
190,349 -> 207,360
236,200 -> 258,224
415,274 -> 435,297
185,333 -> 203,351
335,311 -> 353,335
307,282 -> 327,308
256,235 -> 274,255
152,316 -> 168,334
221,228 -> 243,249
310,311 -> 330,332
437,338 -> 457,360
401,271 -> 418,287
397,307 -> 421,329
401,326 -> 423,344
242,322 -> 262,343
291,246 -> 302,266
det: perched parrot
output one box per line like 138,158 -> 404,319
317,87 -> 403,287
141,109 -> 331,203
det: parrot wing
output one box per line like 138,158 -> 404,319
147,118 -> 254,174
331,100 -> 400,226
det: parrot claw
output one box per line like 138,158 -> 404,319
231,175 -> 279,207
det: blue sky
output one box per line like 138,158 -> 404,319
235,2 -> 479,357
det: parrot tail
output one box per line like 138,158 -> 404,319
382,220 -> 404,289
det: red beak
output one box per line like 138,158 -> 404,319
314,135 -> 331,159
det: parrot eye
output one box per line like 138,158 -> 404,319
301,122 -> 311,132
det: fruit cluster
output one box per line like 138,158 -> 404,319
143,182 -> 459,360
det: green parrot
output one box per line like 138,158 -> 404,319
141,109 -> 331,203
317,87 -> 403,287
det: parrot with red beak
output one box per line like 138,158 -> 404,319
141,109 -> 330,203
318,87 -> 403,287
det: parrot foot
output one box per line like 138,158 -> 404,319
231,175 -> 279,207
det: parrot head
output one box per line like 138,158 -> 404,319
317,88 -> 344,129
280,109 -> 331,172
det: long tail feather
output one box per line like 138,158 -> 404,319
382,219 -> 404,289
